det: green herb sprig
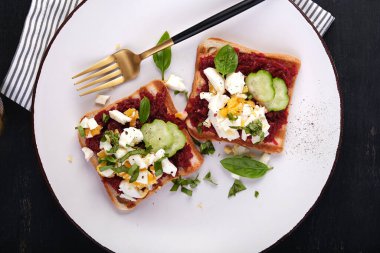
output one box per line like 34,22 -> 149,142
203,171 -> 217,185
170,174 -> 200,197
153,31 -> 172,80
200,141 -> 215,155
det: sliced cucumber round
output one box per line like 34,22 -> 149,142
246,70 -> 275,103
141,119 -> 173,152
165,122 -> 186,157
264,78 -> 289,111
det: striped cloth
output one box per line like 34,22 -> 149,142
0,0 -> 334,111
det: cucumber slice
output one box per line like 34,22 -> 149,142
264,78 -> 289,111
246,70 -> 275,102
165,122 -> 186,157
141,119 -> 174,152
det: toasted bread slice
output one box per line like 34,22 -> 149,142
185,38 -> 301,153
78,80 -> 204,211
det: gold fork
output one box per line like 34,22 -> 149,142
72,0 -> 265,96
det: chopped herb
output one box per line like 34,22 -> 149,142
170,175 -> 200,196
153,31 -> 172,80
153,158 -> 164,177
108,144 -> 119,154
98,155 -> 117,165
203,171 -> 217,185
120,149 -> 147,163
181,187 -> 193,196
112,165 -> 129,173
197,122 -> 203,134
174,90 -> 189,100
102,113 -> 110,123
127,164 -> 139,183
191,136 -> 201,147
254,191 -> 259,198
100,135 -> 107,142
76,126 -> 85,137
247,93 -> 253,100
228,179 -> 247,198
99,165 -> 113,172
200,141 -> 215,155
139,97 -> 150,123
103,130 -> 119,145
227,113 -> 238,121
230,120 -> 264,139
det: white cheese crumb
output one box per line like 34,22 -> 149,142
95,94 -> 110,106
165,74 -> 187,92
109,110 -> 131,125
87,118 -> 99,130
81,147 -> 94,161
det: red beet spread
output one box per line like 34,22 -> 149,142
85,88 -> 193,180
186,50 -> 298,144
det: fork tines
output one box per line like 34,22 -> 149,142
72,56 -> 125,96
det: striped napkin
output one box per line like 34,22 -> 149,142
0,0 -> 334,111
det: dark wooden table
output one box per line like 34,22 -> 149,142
1,0 -> 379,252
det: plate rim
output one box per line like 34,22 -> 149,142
31,1 -> 343,252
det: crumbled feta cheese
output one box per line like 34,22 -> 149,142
87,118 -> 99,130
99,168 -> 114,178
203,118 -> 211,128
95,94 -> 110,106
161,158 -> 177,177
259,153 -> 271,165
165,74 -> 187,92
81,147 -> 94,161
128,155 -> 147,168
119,180 -> 145,199
99,140 -> 112,151
80,117 -> 89,128
203,67 -> 225,94
225,72 -> 245,95
109,110 -> 131,125
154,149 -> 166,162
119,127 -> 143,147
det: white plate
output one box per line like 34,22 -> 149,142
33,0 -> 341,252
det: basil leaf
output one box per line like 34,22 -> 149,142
181,187 -> 192,196
77,126 -> 85,137
99,165 -> 113,172
228,179 -> 247,198
154,159 -> 163,177
102,113 -> 110,123
214,45 -> 238,76
153,31 -> 172,80
200,141 -> 215,155
203,171 -> 217,185
220,156 -> 270,179
120,149 -> 147,163
127,164 -> 139,183
254,191 -> 259,198
139,97 -> 150,124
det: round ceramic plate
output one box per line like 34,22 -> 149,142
33,0 -> 341,252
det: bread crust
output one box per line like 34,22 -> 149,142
186,38 -> 301,153
79,80 -> 203,211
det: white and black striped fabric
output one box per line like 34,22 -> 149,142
0,0 -> 334,111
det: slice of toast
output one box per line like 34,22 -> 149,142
185,38 -> 301,153
78,80 -> 204,211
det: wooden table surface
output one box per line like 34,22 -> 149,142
0,0 -> 379,252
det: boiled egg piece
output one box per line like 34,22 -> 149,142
81,147 -> 94,161
119,127 -> 143,147
165,74 -> 187,92
109,110 -> 131,125
225,72 -> 245,95
203,67 -> 225,94
161,158 -> 177,177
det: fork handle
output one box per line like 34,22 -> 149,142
172,0 -> 265,44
